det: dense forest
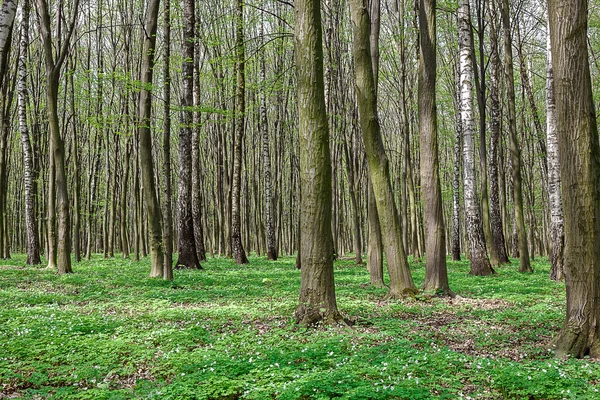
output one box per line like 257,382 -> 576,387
1,0 -> 600,362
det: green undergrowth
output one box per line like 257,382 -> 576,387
0,253 -> 598,399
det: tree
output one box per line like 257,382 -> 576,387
500,0 -> 531,273
259,19 -> 277,261
176,0 -> 201,270
458,0 -> 493,276
162,0 -> 174,278
138,0 -> 166,278
36,0 -> 80,274
231,0 -> 249,265
294,0 -> 341,325
548,0 -> 600,358
418,0 -> 452,295
545,22 -> 564,281
350,0 -> 416,298
487,2 -> 510,266
17,0 -> 41,265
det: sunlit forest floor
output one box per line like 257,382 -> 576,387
1,252 -> 598,399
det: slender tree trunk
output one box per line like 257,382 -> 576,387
231,0 -> 249,264
17,0 -> 41,265
418,0 -> 452,295
350,0 -> 416,298
36,0 -> 79,274
192,20 -> 206,262
548,0 -> 600,358
501,0 -> 531,273
458,0 -> 494,276
488,3 -> 510,265
451,67 -> 461,261
294,0 -> 342,325
162,0 -> 175,279
138,0 -> 165,278
259,20 -> 277,261
546,23 -> 564,281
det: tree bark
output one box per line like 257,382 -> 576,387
162,0 -> 175,279
501,0 -> 531,273
260,20 -> 277,261
350,0 -> 417,298
231,0 -> 249,264
17,0 -> 41,265
294,0 -> 342,325
175,0 -> 201,271
36,0 -> 79,274
451,67 -> 461,261
138,0 -> 165,278
545,23 -> 564,281
418,0 -> 452,295
458,0 -> 494,276
548,0 -> 600,358
488,3 -> 510,265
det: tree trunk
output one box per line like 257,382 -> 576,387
231,0 -> 249,264
17,0 -> 41,265
546,22 -> 564,281
162,0 -> 175,279
260,20 -> 277,261
488,2 -> 510,265
138,0 -> 165,278
175,0 -> 201,271
458,0 -> 494,276
451,67 -> 461,261
418,0 -> 452,295
350,0 -> 416,298
294,0 -> 341,325
36,0 -> 79,274
548,0 -> 600,358
501,0 -> 531,273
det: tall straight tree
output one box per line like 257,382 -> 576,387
138,0 -> 166,278
176,0 -> 201,270
548,0 -> 600,358
350,0 -> 417,298
500,0 -> 531,272
231,0 -> 249,264
457,0 -> 493,276
546,24 -> 564,281
418,0 -> 451,295
488,3 -> 509,265
259,19 -> 277,261
162,0 -> 174,279
17,0 -> 41,265
294,0 -> 341,325
36,0 -> 80,274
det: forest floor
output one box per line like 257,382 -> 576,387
0,253 -> 598,399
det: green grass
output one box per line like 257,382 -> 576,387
0,253 -> 598,399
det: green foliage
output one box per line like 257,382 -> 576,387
0,255 -> 598,399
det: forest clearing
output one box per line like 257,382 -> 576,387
1,254 -> 598,399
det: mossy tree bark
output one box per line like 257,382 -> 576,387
548,0 -> 600,359
418,0 -> 452,296
294,0 -> 342,325
350,0 -> 416,298
501,0 -> 531,273
138,0 -> 165,278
